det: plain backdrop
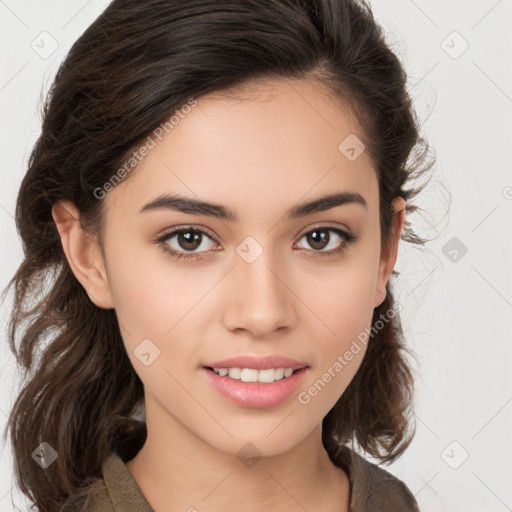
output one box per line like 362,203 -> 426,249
1,1 -> 511,511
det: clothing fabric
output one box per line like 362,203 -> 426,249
80,445 -> 420,511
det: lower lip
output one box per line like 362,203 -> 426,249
202,367 -> 309,409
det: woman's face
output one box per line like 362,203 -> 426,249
87,78 -> 403,457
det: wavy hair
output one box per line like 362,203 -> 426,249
2,0 -> 434,510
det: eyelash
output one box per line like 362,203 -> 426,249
154,225 -> 358,262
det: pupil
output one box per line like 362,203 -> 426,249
308,230 -> 329,250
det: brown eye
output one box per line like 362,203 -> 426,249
305,229 -> 331,250
175,230 -> 203,251
157,226 -> 218,258
295,226 -> 357,256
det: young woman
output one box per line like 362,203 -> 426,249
3,0 -> 433,510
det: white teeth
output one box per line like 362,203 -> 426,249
228,368 -> 241,379
257,369 -> 277,383
212,367 -> 298,383
240,368 -> 258,382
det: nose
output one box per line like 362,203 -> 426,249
221,246 -> 298,338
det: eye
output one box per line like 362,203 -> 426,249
294,226 -> 357,257
154,224 -> 357,262
155,226 -> 220,261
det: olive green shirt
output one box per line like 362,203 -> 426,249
80,446 -> 420,511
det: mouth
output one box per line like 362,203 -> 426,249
202,365 -> 309,408
203,366 -> 306,384
204,354 -> 308,375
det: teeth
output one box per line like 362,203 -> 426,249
274,368 -> 285,380
257,369 -> 277,383
240,368 -> 258,382
212,367 -> 298,383
228,368 -> 241,379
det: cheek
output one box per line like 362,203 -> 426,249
294,290 -> 374,418
309,280 -> 373,378
293,245 -> 378,399
297,249 -> 378,342
104,236 -> 221,377
321,272 -> 376,343
104,244 -> 204,399
105,228 -> 191,324
103,234 -> 186,347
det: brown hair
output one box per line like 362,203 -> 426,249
2,0 -> 434,510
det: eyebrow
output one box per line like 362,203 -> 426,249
138,191 -> 367,221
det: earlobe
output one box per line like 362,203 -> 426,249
51,200 -> 114,309
373,197 -> 406,308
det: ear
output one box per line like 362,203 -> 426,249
51,200 -> 114,309
373,196 -> 405,308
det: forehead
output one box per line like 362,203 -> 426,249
105,78 -> 378,221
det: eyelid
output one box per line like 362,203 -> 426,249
157,224 -> 219,242
295,221 -> 353,238
157,221 -> 352,244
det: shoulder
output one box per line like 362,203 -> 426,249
80,480 -> 114,512
59,478 -> 114,512
331,444 -> 421,511
61,452 -> 153,512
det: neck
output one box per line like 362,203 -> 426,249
125,397 -> 350,512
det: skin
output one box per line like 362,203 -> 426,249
52,78 -> 405,512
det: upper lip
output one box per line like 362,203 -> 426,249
204,355 -> 309,370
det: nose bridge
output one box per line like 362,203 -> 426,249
222,236 -> 296,336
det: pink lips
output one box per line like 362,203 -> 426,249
204,354 -> 308,371
202,354 -> 309,409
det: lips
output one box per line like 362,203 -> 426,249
202,366 -> 309,408
203,355 -> 308,371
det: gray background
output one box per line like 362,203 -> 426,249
1,1 -> 511,510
